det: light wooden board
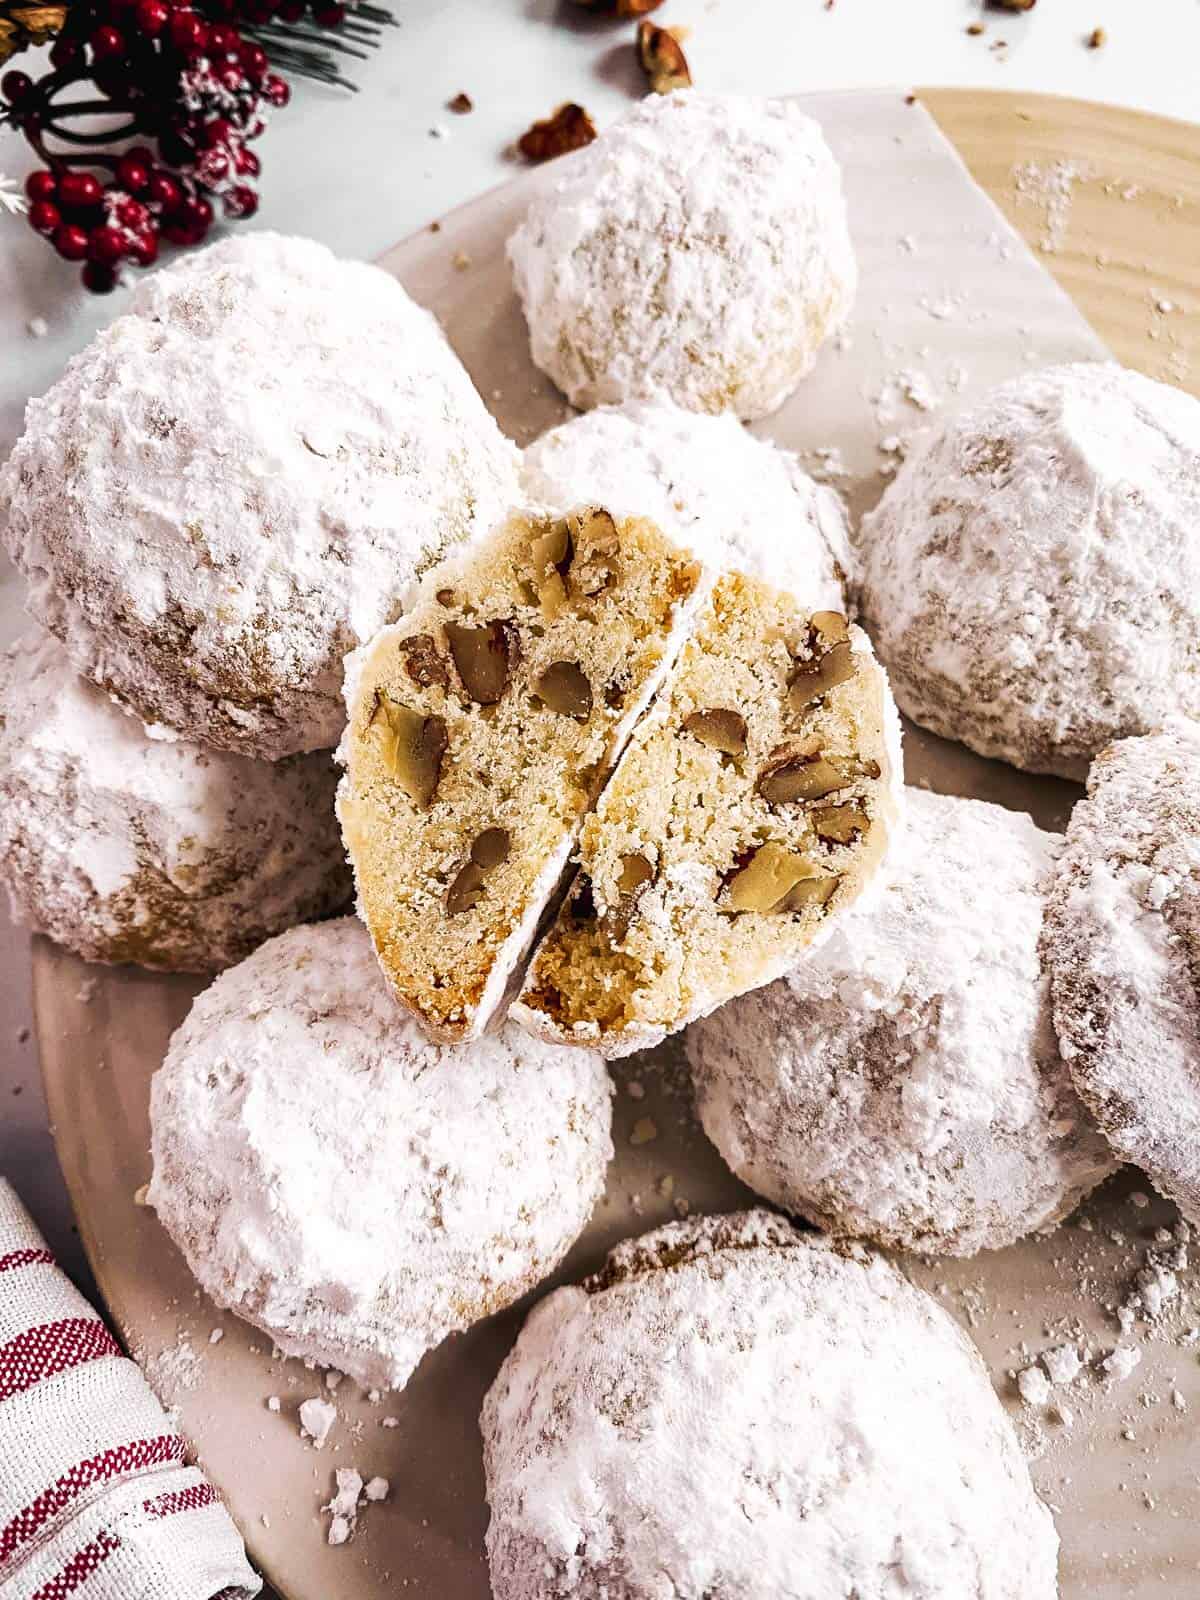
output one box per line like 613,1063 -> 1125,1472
34,90 -> 1200,1600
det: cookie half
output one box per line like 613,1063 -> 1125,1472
337,507 -> 703,1040
1043,722 -> 1200,1223
513,576 -> 900,1057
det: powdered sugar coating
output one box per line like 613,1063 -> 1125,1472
688,790 -> 1115,1256
508,93 -> 856,420
0,630 -> 349,973
856,362 -> 1200,778
148,918 -> 613,1391
481,1210 -> 1059,1598
0,233 -> 520,760
520,401 -> 852,605
1044,723 -> 1200,1224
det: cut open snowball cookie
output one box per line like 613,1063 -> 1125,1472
481,1211 -> 1060,1600
0,233 -> 519,760
688,789 -> 1116,1256
338,506 -> 703,1042
1044,722 -> 1200,1226
520,401 -> 852,607
0,630 -> 350,974
856,362 -> 1200,778
514,578 -> 900,1058
508,92 -> 856,419
147,918 -> 613,1392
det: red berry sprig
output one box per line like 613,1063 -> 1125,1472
0,0 -> 393,291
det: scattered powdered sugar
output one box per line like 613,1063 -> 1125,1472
1012,159 -> 1091,254
482,1212 -> 1058,1598
147,917 -> 613,1392
0,232 -> 519,759
520,400 -> 852,608
0,629 -> 350,974
688,790 -> 1115,1257
299,1396 -> 338,1449
857,363 -> 1200,777
322,1465 -> 391,1547
1043,723 -> 1200,1224
508,92 -> 855,420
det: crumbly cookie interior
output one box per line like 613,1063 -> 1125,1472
516,574 -> 895,1053
338,507 -> 701,1039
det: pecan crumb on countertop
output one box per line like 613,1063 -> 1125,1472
1086,25 -> 1106,47
518,102 -> 598,163
448,92 -> 474,113
637,19 -> 692,94
571,0 -> 664,13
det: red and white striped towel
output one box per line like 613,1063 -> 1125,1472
0,1179 -> 260,1600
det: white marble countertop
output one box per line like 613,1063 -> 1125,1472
1,0 -> 1197,1282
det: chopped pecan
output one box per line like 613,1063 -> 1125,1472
518,103 -> 597,163
533,661 -> 593,721
637,20 -> 692,93
445,620 -> 517,705
683,708 -> 748,756
396,634 -> 449,690
368,694 -> 447,809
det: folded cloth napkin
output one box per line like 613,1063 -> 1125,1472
0,1179 -> 260,1600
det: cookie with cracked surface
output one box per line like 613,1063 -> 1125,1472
0,630 -> 350,974
481,1210 -> 1059,1599
148,917 -> 613,1392
688,789 -> 1116,1256
0,233 -> 519,760
513,576 -> 900,1058
521,400 -> 852,606
1043,722 -> 1200,1224
856,362 -> 1200,778
508,92 -> 855,419
337,506 -> 703,1041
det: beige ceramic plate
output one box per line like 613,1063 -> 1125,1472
36,90 -> 1200,1600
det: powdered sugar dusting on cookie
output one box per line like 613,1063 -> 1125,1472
0,233 -> 520,760
148,918 -> 613,1391
1043,722 -> 1200,1223
481,1211 -> 1059,1598
856,362 -> 1200,777
508,92 -> 855,420
0,629 -> 350,973
520,400 -> 853,605
688,789 -> 1115,1256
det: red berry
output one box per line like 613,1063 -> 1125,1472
25,169 -> 57,203
82,261 -> 118,295
238,41 -> 268,79
202,117 -> 235,148
207,22 -> 238,53
135,0 -> 169,33
87,225 -> 126,265
58,171 -> 104,211
90,25 -> 125,59
181,195 -> 213,229
217,64 -> 246,93
234,146 -> 260,177
28,200 -> 60,235
196,148 -> 229,186
168,10 -> 206,52
114,196 -> 149,230
223,183 -> 258,219
277,0 -> 305,17
129,229 -> 159,266
147,171 -> 183,213
1,70 -> 33,103
53,223 -> 90,261
116,154 -> 151,193
49,37 -> 82,68
263,73 -> 289,107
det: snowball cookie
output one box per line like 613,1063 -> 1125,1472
0,630 -> 350,974
1044,723 -> 1200,1224
856,362 -> 1200,778
508,93 -> 856,420
147,918 -> 613,1391
0,232 -> 520,761
481,1210 -> 1059,1599
688,790 -> 1116,1255
521,401 -> 852,606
